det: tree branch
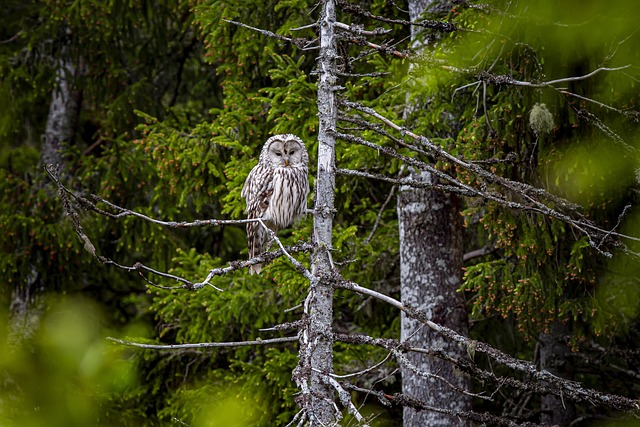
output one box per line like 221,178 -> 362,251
222,19 -> 315,49
330,274 -> 640,412
478,65 -> 632,88
337,0 -> 458,33
107,336 -> 299,350
338,101 -> 640,253
340,383 -> 547,427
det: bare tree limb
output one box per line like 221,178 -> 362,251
222,19 -> 315,49
331,274 -> 640,412
478,65 -> 632,88
325,375 -> 371,426
338,101 -> 640,254
107,336 -> 298,350
337,0 -> 458,33
335,21 -> 391,36
340,383 -> 548,427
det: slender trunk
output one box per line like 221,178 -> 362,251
41,53 -> 80,172
539,320 -> 575,426
399,1 -> 471,425
11,47 -> 80,340
293,0 -> 337,423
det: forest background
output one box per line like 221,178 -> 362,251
1,0 -> 640,426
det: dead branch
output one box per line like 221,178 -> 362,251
45,164 -> 314,286
335,21 -> 391,37
338,101 -> 640,254
341,383 -> 547,427
222,19 -> 315,50
478,65 -> 631,89
45,164 -> 256,229
333,332 -> 565,398
363,184 -> 396,245
337,167 -> 477,196
331,274 -> 640,412
337,0 -> 458,33
107,336 -> 298,350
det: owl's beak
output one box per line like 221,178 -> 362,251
284,159 -> 289,167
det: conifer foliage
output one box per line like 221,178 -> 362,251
1,0 -> 640,426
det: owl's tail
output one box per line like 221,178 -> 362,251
247,222 -> 265,275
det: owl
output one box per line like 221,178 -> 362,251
241,134 -> 310,274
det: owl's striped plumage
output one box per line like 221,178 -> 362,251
241,134 -> 309,274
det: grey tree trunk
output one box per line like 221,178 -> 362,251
539,320 -> 575,426
398,172 -> 471,426
41,53 -> 80,171
399,1 -> 472,425
11,48 -> 80,340
293,0 -> 337,424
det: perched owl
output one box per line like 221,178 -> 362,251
241,134 -> 310,274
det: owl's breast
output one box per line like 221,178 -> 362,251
265,166 -> 309,229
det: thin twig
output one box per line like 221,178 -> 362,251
330,351 -> 393,379
393,350 -> 492,401
364,185 -> 397,245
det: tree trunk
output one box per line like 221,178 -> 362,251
399,1 -> 471,425
41,52 -> 80,171
292,0 -> 337,424
398,171 -> 471,426
539,320 -> 575,426
11,46 -> 80,341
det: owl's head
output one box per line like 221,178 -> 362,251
260,134 -> 308,168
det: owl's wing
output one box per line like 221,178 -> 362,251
242,163 -> 274,274
242,163 -> 274,219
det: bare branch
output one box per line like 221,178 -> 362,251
107,336 -> 298,350
333,332 -> 572,399
364,184 -> 396,245
337,167 -> 477,196
45,164 -> 314,284
45,165 -> 256,229
478,65 -> 632,88
463,246 -> 496,262
340,33 -> 410,59
325,376 -> 371,426
258,219 -> 315,281
195,241 -> 315,289
335,21 -> 391,36
331,274 -> 640,412
222,19 -> 313,49
393,349 -> 492,401
260,320 -> 305,332
341,382 -> 547,427
337,0 -> 458,33
330,351 -> 393,379
338,101 -> 640,252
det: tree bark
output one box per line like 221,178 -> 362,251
293,0 -> 337,424
539,320 -> 575,426
11,44 -> 80,342
41,52 -> 81,172
399,1 -> 472,425
398,171 -> 472,426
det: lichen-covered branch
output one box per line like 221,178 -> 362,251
331,275 -> 640,412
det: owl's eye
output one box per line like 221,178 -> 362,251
288,150 -> 295,155
274,151 -> 282,156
